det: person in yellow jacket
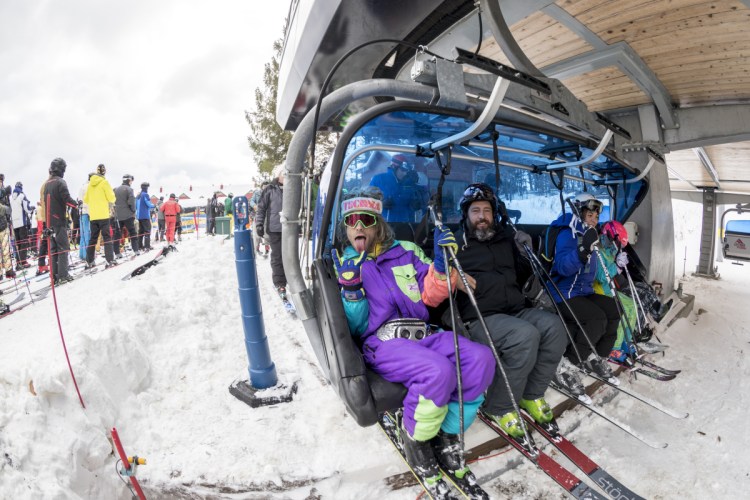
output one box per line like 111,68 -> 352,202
83,164 -> 117,268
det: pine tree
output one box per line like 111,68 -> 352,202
247,25 -> 337,177
246,35 -> 292,176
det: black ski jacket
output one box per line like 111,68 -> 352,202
454,224 -> 529,322
43,175 -> 77,227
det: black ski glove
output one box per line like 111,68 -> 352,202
578,226 -> 599,262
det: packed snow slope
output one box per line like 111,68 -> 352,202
0,221 -> 748,499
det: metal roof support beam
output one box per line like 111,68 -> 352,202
664,104 -> 750,150
692,147 -> 721,190
480,0 -> 545,77
541,41 -> 677,129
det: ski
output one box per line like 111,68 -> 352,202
122,246 -> 168,281
5,292 -> 26,306
520,413 -> 646,500
575,366 -> 689,419
378,412 -> 461,500
636,341 -> 668,354
478,412 -> 606,499
549,382 -> 668,449
635,357 -> 681,376
608,360 -> 676,382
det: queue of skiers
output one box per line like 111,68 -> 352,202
331,183 -> 672,494
0,160 -> 190,299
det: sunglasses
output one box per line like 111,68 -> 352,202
344,212 -> 378,229
580,200 -> 603,214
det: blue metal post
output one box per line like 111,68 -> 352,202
232,196 -> 278,389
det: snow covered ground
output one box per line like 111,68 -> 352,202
1,201 -> 749,499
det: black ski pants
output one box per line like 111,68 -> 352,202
48,224 -> 71,280
114,217 -> 139,254
267,231 -> 286,288
466,308 -> 567,416
88,218 -> 114,264
138,218 -> 152,250
13,226 -> 29,263
559,294 -> 620,362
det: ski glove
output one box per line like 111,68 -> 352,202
616,251 -> 629,268
433,225 -> 458,274
514,230 -> 533,255
578,226 -> 599,263
256,226 -> 264,239
332,248 -> 367,301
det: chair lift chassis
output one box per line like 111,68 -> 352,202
280,57 -> 651,426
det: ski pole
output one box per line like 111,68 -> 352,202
427,206 -> 466,469
428,207 -> 536,454
501,213 -> 595,367
591,246 -> 640,361
622,265 -> 664,344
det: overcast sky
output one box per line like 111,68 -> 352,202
0,0 -> 291,200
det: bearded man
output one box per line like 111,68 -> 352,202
453,183 -> 571,439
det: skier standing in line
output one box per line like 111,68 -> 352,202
10,181 -> 33,269
84,164 -> 117,269
135,182 -> 155,251
113,174 -> 140,256
256,168 -> 287,296
43,158 -> 78,283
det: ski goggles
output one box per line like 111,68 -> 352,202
462,183 -> 494,202
580,199 -> 603,213
344,212 -> 378,229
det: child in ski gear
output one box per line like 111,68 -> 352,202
333,188 -> 494,487
454,183 -> 569,436
549,193 -> 620,383
593,221 -> 639,362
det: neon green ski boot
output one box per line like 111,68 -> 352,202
488,411 -> 524,438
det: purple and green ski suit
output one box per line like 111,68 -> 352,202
340,240 -> 495,441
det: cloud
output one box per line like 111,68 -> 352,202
0,0 -> 289,198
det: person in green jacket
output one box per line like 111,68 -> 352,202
224,193 -> 234,233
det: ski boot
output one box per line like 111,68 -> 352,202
0,301 -> 9,316
430,431 -> 488,498
488,411 -> 524,439
36,265 -> 49,276
553,357 -> 590,403
520,397 -> 559,436
5,270 -> 16,279
400,427 -> 451,499
584,353 -> 620,385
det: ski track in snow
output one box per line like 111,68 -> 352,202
0,225 -> 749,498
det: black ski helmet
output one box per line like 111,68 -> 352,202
50,158 -> 67,176
15,181 -> 22,189
96,164 -> 106,175
141,182 -> 150,190
459,182 -> 500,225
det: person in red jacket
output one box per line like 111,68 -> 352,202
160,193 -> 182,244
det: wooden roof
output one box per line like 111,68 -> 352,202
476,0 -> 750,194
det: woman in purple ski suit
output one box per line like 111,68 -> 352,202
332,189 -> 494,485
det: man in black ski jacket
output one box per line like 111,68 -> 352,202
256,168 -> 287,294
113,174 -> 140,257
453,183 -> 568,438
43,158 -> 77,284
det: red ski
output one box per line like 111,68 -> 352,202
111,427 -> 147,500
